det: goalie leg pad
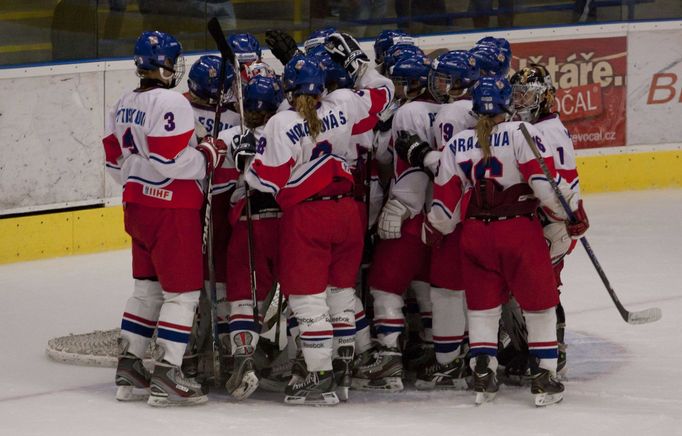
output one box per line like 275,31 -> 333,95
156,290 -> 200,367
120,279 -> 164,359
289,292 -> 333,372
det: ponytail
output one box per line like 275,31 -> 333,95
475,115 -> 497,162
294,95 -> 322,140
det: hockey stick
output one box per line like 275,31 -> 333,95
519,123 -> 662,325
208,17 -> 260,326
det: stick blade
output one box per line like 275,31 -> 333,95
626,307 -> 662,325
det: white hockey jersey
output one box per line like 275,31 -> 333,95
244,68 -> 394,209
103,87 -> 206,209
429,121 -> 578,235
423,98 -> 477,173
534,113 -> 580,194
185,93 -> 241,138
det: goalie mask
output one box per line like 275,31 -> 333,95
509,64 -> 556,123
134,31 -> 185,88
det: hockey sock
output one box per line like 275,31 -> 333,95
228,299 -> 264,354
524,308 -> 559,373
431,287 -> 467,364
354,295 -> 372,354
412,281 -> 433,342
371,289 -> 405,349
286,308 -> 300,360
289,292 -> 333,372
467,305 -> 501,360
156,290 -> 200,367
120,279 -> 164,359
327,287 -> 356,358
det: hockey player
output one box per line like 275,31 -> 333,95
217,75 -> 283,400
509,63 -> 582,377
103,31 -> 227,407
470,39 -> 510,77
403,50 -> 481,390
354,53 -> 438,392
304,27 -> 337,55
239,33 -> 394,405
399,76 -> 588,406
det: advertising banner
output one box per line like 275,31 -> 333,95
627,29 -> 682,146
511,36 -> 627,149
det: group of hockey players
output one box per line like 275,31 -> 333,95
102,24 -> 589,409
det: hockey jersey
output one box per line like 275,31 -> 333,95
429,121 -> 578,235
423,98 -> 477,174
103,87 -> 206,209
534,113 -> 580,194
244,68 -> 394,209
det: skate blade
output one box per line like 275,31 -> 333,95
116,385 -> 149,402
534,392 -> 564,407
284,391 -> 340,406
414,377 -> 469,391
475,391 -> 497,405
351,377 -> 404,392
336,386 -> 349,402
147,393 -> 208,407
227,371 -> 259,401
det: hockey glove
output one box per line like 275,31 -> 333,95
265,29 -> 302,66
232,130 -> 257,173
421,219 -> 444,247
325,32 -> 370,80
394,131 -> 432,168
566,199 -> 589,239
543,221 -> 572,264
377,198 -> 410,240
197,135 -> 227,173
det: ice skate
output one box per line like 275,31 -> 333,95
352,346 -> 404,392
415,356 -> 469,391
225,333 -> 259,401
147,361 -> 208,407
115,353 -> 151,401
332,346 -> 354,401
403,341 -> 435,373
472,355 -> 498,405
530,367 -> 564,407
284,370 -> 339,406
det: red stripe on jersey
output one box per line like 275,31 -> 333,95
558,168 -> 578,184
214,166 -> 240,186
250,158 -> 294,193
275,158 -> 354,209
519,156 -> 557,182
147,129 -> 194,160
158,320 -> 193,332
103,133 -> 122,165
351,88 -> 390,135
433,174 -> 463,216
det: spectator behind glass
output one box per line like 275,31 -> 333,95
470,0 -> 514,28
339,0 -> 388,37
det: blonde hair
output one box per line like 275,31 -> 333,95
475,115 -> 497,162
294,95 -> 322,140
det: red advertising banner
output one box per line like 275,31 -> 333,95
511,36 -> 627,149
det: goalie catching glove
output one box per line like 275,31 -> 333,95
377,198 -> 410,239
196,135 -> 227,172
324,32 -> 369,80
394,130 -> 432,168
264,29 -> 302,66
231,130 -> 257,173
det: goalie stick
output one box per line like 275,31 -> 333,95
519,123 -> 662,325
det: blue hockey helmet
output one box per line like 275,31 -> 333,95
287,56 -> 326,97
282,53 -> 305,93
383,44 -> 424,72
187,55 -> 235,105
477,36 -> 512,60
470,43 -> 510,77
228,33 -> 262,64
309,50 -> 354,91
374,29 -> 415,64
134,30 -> 185,87
389,53 -> 431,99
472,76 -> 513,116
244,76 -> 282,112
428,50 -> 480,103
304,27 -> 337,55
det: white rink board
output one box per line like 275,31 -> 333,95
0,22 -> 680,214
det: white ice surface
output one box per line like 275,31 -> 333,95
1,190 -> 681,436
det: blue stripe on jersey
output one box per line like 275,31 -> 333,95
106,163 -> 121,170
157,328 -> 190,344
127,175 -> 172,186
530,175 -> 548,183
285,153 -> 344,187
570,179 -> 580,190
529,348 -> 559,359
248,168 -> 279,194
149,154 -> 176,165
121,319 -> 155,338
431,201 -> 453,219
